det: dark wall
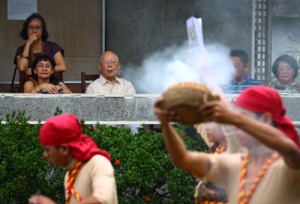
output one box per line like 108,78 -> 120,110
105,0 -> 253,67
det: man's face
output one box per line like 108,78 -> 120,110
231,56 -> 248,82
98,52 -> 121,81
42,145 -> 69,168
234,108 -> 264,148
205,122 -> 222,143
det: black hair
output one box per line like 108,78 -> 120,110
272,54 -> 299,79
230,49 -> 249,64
31,54 -> 58,84
20,13 -> 49,41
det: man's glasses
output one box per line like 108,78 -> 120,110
100,61 -> 119,65
27,25 -> 42,31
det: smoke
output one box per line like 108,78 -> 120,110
123,42 -> 234,94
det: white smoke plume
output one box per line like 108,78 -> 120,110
123,42 -> 234,94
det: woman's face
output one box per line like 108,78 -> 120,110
34,60 -> 54,79
277,61 -> 295,85
27,18 -> 43,41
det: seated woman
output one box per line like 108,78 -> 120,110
14,13 -> 66,92
24,55 -> 72,94
270,54 -> 300,93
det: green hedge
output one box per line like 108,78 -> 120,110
0,111 -> 208,204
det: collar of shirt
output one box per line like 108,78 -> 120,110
99,74 -> 120,85
231,75 -> 256,86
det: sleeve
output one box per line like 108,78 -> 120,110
46,41 -> 65,57
126,81 -> 136,94
90,156 -> 117,204
85,83 -> 94,94
204,153 -> 240,190
286,165 -> 300,189
14,45 -> 25,65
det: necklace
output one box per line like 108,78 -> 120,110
238,152 -> 280,204
65,161 -> 83,204
214,145 -> 226,154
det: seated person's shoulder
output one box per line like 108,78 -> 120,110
249,79 -> 262,85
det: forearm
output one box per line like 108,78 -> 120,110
32,86 -> 42,93
54,65 -> 66,72
53,52 -> 67,72
18,42 -> 31,72
161,122 -> 210,176
161,122 -> 189,167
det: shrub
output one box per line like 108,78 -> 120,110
0,111 -> 208,203
0,111 -> 65,204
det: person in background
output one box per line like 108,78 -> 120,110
194,122 -> 228,204
14,13 -> 66,76
28,114 -> 118,204
85,51 -> 136,94
270,54 -> 300,93
24,55 -> 71,94
205,122 -> 227,154
223,49 -> 261,93
154,86 -> 300,203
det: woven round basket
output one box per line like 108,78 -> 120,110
160,82 -> 215,124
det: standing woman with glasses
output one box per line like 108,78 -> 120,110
14,13 -> 66,81
270,54 -> 300,94
24,55 -> 71,94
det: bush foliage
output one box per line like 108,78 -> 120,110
0,111 -> 208,204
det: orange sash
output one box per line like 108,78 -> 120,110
65,161 -> 83,204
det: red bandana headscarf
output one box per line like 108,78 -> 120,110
235,86 -> 300,147
39,113 -> 111,161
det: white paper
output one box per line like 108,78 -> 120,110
7,0 -> 37,20
186,16 -> 227,101
186,17 -> 204,56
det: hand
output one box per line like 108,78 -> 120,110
154,97 -> 181,124
26,68 -> 32,75
28,194 -> 56,204
28,33 -> 37,45
198,96 -> 238,124
44,84 -> 60,94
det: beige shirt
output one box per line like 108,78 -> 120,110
204,153 -> 300,204
86,74 -> 136,94
64,155 -> 118,204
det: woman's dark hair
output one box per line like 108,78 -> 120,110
20,13 -> 49,41
272,55 -> 299,79
31,55 -> 59,84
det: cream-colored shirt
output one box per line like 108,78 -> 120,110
86,74 -> 136,94
64,155 -> 118,204
204,153 -> 300,204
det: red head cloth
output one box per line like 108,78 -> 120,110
234,86 -> 300,147
39,113 -> 111,161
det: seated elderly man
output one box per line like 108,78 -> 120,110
154,86 -> 300,204
86,51 -> 136,94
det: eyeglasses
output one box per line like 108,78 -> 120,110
100,61 -> 119,65
27,25 -> 42,30
278,66 -> 293,72
36,64 -> 52,69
